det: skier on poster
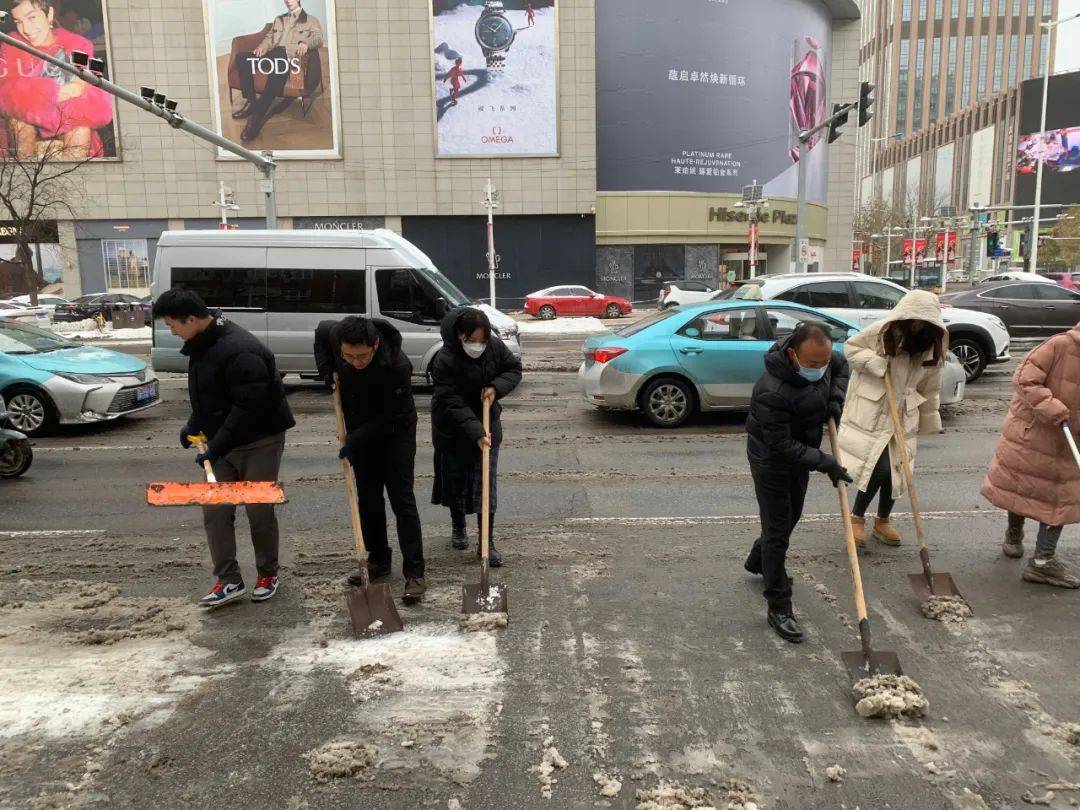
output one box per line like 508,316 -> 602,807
443,57 -> 470,107
526,2 -> 535,26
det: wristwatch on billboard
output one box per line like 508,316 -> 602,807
475,0 -> 515,74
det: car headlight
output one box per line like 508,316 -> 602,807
55,372 -> 108,385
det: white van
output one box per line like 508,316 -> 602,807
150,229 -> 522,380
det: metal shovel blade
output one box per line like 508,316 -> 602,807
842,649 -> 904,683
461,582 -> 509,615
907,572 -> 964,603
346,584 -> 404,640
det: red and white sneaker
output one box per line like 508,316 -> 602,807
251,575 -> 279,602
198,580 -> 245,608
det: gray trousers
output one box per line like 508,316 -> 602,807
1008,512 -> 1063,558
203,433 -> 286,584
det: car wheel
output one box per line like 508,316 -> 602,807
4,386 -> 57,437
0,439 -> 32,478
538,305 -> 556,320
949,337 -> 988,382
640,377 -> 696,428
604,303 -> 622,319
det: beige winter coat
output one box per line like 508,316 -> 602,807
981,325 -> 1080,526
837,290 -> 946,496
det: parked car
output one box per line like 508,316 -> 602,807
979,271 -> 1055,285
579,299 -> 965,428
11,294 -> 71,314
727,272 -> 1011,382
658,281 -> 717,309
0,300 -> 51,323
1038,271 -> 1078,291
53,292 -> 144,323
150,229 -> 521,380
0,318 -> 160,436
524,286 -> 632,320
940,282 -> 1080,338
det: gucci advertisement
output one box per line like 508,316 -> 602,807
596,0 -> 831,202
203,0 -> 341,158
0,0 -> 118,159
432,0 -> 558,158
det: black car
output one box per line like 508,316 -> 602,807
54,293 -> 144,323
940,282 -> 1080,337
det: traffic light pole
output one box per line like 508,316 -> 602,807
0,23 -> 278,228
794,101 -> 858,273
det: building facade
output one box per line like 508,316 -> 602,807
0,0 -> 864,306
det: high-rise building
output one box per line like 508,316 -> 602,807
857,0 -> 1062,216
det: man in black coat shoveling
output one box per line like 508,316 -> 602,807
316,316 -> 426,603
745,321 -> 851,643
154,288 -> 295,608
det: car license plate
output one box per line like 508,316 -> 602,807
136,382 -> 158,403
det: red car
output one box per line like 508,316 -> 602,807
524,285 -> 633,320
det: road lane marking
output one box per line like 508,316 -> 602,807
567,509 -> 987,525
0,529 -> 105,538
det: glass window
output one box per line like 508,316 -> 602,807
967,0 -> 976,14
913,39 -> 926,125
854,281 -> 906,309
1027,0 -> 1035,14
681,308 -> 760,341
982,0 -> 990,13
764,307 -> 851,342
903,0 -> 912,20
173,267 -> 266,310
1042,0 -> 1051,15
0,321 -> 78,354
1024,34 -> 1033,79
615,309 -> 678,337
977,34 -> 989,97
920,0 -> 928,19
568,286 -> 593,297
998,0 -> 1006,14
929,37 -> 942,121
1039,32 -> 1048,66
266,268 -> 367,314
374,268 -> 441,324
993,34 -> 1005,93
1009,33 -> 1019,84
1035,285 -> 1080,301
780,282 -> 852,309
983,284 -> 1038,299
962,36 -> 973,106
936,0 -> 944,16
952,0 -> 960,15
102,239 -> 151,291
898,40 -> 911,134
947,35 -> 958,112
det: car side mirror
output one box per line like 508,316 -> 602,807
684,327 -> 701,338
435,297 -> 448,317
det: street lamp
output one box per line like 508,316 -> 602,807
871,226 -> 905,279
1029,11 -> 1080,275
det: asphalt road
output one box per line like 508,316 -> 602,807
1,338 -> 1078,809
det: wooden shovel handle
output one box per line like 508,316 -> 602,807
883,369 -> 927,552
1063,421 -> 1080,471
333,374 -> 369,568
194,441 -> 217,483
828,419 -> 869,624
480,397 -> 491,573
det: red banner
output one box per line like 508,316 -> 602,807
934,231 -> 957,265
851,248 -> 862,272
902,239 -> 927,264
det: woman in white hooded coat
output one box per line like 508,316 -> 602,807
837,290 -> 946,547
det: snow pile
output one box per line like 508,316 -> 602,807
460,611 -> 509,632
517,316 -> 609,335
635,781 -> 714,809
52,319 -> 152,341
920,595 -> 973,624
1064,723 -> 1080,745
305,740 -> 377,783
593,771 -> 622,797
853,674 -> 929,719
825,764 -> 847,782
533,742 -> 568,799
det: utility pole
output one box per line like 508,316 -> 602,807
734,181 -> 768,278
213,182 -> 240,230
0,18 -> 278,228
481,178 -> 500,308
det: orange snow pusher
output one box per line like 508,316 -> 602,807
146,434 -> 286,507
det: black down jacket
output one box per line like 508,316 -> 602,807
315,318 -> 417,449
746,334 -> 850,471
430,307 -> 523,455
182,315 -> 295,457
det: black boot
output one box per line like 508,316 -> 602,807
451,527 -> 468,550
767,610 -> 803,643
232,100 -> 256,119
482,541 -> 503,568
241,113 -> 265,143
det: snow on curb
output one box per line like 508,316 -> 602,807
517,317 -> 610,336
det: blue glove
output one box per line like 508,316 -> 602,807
195,449 -> 218,468
338,444 -> 354,463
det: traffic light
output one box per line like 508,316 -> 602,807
1018,231 -> 1029,258
858,81 -> 875,127
827,103 -> 849,144
986,231 -> 999,255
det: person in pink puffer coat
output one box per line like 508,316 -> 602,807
0,0 -> 113,158
981,323 -> 1080,588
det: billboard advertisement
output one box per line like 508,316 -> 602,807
0,0 -> 118,158
902,238 -> 927,265
203,0 -> 341,158
596,0 -> 832,201
432,0 -> 558,158
934,231 -> 957,266
1014,71 -> 1080,207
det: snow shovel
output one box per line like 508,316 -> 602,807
1063,421 -> 1080,471
333,375 -> 403,640
146,435 -> 286,506
461,398 -> 508,619
828,418 -> 904,681
882,370 -> 965,605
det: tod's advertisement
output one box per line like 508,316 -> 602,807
203,0 -> 341,158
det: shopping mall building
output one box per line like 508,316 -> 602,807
1,0 -> 863,307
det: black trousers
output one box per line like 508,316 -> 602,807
747,464 -> 809,613
353,431 -> 425,579
234,47 -> 290,120
852,448 -> 895,519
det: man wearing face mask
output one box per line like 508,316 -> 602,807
430,307 -> 522,566
745,321 -> 851,643
316,316 -> 425,602
837,290 -> 946,549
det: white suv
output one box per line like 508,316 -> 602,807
731,273 -> 1010,381
659,281 -> 718,309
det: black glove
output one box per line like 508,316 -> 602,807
180,425 -> 195,449
828,402 -> 843,425
195,448 -> 218,468
324,376 -> 335,394
823,459 -> 853,488
338,444 -> 354,464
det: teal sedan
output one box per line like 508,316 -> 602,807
578,300 -> 860,428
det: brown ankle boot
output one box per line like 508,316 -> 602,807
850,516 -> 867,548
873,517 -> 902,546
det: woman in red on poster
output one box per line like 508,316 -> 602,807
0,0 -> 113,158
526,2 -> 536,26
443,57 -> 469,107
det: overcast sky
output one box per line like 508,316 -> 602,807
1056,0 -> 1080,73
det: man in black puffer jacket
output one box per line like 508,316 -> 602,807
315,316 -> 425,603
154,289 -> 295,609
745,321 -> 851,644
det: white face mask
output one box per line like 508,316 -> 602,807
462,341 -> 487,359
